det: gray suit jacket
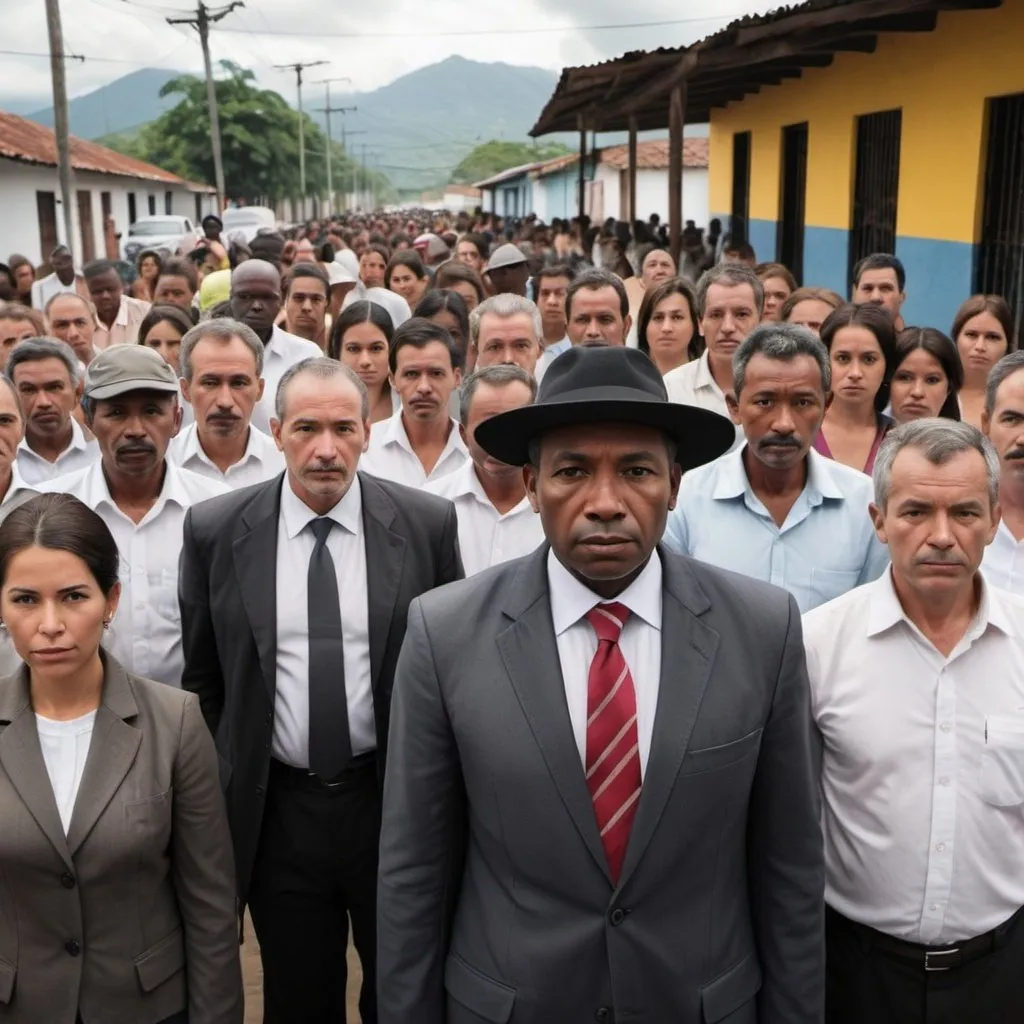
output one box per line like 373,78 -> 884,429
0,655 -> 242,1024
378,546 -> 824,1024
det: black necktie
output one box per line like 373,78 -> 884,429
307,517 -> 352,779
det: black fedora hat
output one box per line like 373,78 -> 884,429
475,346 -> 736,469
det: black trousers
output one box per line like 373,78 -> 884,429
248,757 -> 380,1024
826,906 -> 1024,1024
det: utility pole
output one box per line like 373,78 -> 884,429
274,61 -> 328,219
342,128 -> 366,212
314,77 -> 353,217
168,1 -> 243,213
44,0 -> 76,256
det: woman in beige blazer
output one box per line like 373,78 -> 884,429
0,493 -> 242,1024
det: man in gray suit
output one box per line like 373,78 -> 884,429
378,346 -> 825,1023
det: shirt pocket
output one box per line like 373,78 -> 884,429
155,567 -> 182,625
979,715 -> 1024,808
808,566 -> 859,608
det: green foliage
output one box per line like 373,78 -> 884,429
103,62 -> 392,206
449,140 -> 573,185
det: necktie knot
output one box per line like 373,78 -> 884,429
310,517 -> 333,546
585,602 -> 630,644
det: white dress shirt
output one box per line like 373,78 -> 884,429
42,460 -> 229,687
548,549 -> 662,777
424,461 -> 544,576
31,272 -> 86,311
803,571 -> 1024,944
0,462 -> 38,524
250,325 -> 322,433
169,422 -> 285,488
362,408 -> 468,488
273,475 -> 375,768
535,338 -> 571,384
982,519 -> 1024,595
17,419 -> 99,485
36,710 -> 96,833
662,351 -> 743,448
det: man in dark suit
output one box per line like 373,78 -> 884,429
180,356 -> 462,1024
378,346 -> 825,1023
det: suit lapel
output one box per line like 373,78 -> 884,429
67,660 -> 142,855
496,547 -> 612,883
360,474 -> 406,690
618,552 -> 718,888
233,478 -> 282,702
0,670 -> 74,872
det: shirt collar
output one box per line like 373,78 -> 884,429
710,444 -> 845,503
181,422 -> 271,468
693,351 -> 723,396
384,408 -> 465,459
450,460 -> 532,514
84,458 -> 192,516
547,547 -> 662,636
281,472 -> 362,540
0,463 -> 32,506
18,417 -> 90,459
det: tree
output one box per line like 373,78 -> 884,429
449,140 -> 573,185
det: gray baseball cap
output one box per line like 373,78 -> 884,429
85,345 -> 180,400
485,243 -> 528,273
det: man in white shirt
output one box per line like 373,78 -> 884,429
534,264 -> 574,382
362,317 -> 467,486
7,338 -> 98,485
84,259 -> 150,349
170,318 -> 285,488
565,268 -> 631,348
982,350 -> 1024,592
803,419 -> 1024,1023
42,345 -> 227,688
30,245 -> 89,311
664,263 -> 763,423
229,259 -> 320,433
469,293 -> 543,377
426,364 -> 544,576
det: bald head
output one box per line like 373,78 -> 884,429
230,258 -> 283,341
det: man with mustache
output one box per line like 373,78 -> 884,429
169,318 -> 284,488
665,323 -> 888,611
803,419 -> 1024,1023
981,350 -> 1024,593
379,345 -> 825,1023
40,345 -> 228,686
180,357 -> 462,1023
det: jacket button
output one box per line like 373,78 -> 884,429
60,872 -> 76,889
609,907 -> 627,926
65,939 -> 81,956
596,1009 -> 611,1023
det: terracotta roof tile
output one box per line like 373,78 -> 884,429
599,138 -> 708,171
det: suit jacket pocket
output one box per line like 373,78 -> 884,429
0,957 -> 14,1005
680,728 -> 764,777
445,953 -> 516,1023
701,951 -> 762,1022
134,926 -> 185,993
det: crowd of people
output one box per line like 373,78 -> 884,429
0,202 -> 1019,1024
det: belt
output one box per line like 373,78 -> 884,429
828,905 -> 1024,972
269,752 -> 376,792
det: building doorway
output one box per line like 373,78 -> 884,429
778,122 -> 809,283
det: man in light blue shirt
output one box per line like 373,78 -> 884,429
665,323 -> 888,611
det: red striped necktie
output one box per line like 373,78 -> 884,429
584,602 -> 641,884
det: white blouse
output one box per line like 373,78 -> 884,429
36,710 -> 96,834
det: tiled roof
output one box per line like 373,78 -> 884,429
599,138 -> 708,171
443,185 -> 482,197
0,109 -> 205,186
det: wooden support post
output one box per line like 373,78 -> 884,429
627,115 -> 638,225
577,116 -> 587,223
669,84 -> 686,263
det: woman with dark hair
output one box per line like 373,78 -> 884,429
6,255 -> 35,307
889,326 -> 964,425
329,300 -> 396,423
413,289 -> 471,370
0,493 -> 242,1023
359,243 -> 390,288
138,304 -> 193,374
433,260 -> 486,315
815,303 -> 897,474
952,294 -> 1016,427
636,278 -> 703,376
385,251 -> 429,310
626,245 -> 677,345
130,249 -> 163,302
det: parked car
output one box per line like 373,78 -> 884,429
222,206 -> 278,243
121,216 -> 199,261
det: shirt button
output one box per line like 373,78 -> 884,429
930,904 -> 940,911
936,843 -> 947,853
60,872 -> 76,889
609,908 -> 627,926
938,777 -> 950,787
65,939 -> 81,956
941,723 -> 952,733
596,1010 -> 611,1023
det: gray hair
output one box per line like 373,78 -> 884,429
469,293 -> 543,348
460,363 -> 537,426
5,337 -> 81,386
873,418 -> 1001,510
985,350 -> 1024,418
275,357 -> 369,423
179,317 -> 265,382
695,263 -> 764,319
733,323 -> 831,397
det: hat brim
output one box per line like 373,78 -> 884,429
485,260 -> 527,274
475,395 -> 736,470
87,379 -> 180,401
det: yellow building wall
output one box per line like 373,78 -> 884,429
708,0 -> 1024,243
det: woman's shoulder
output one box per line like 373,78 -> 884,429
120,669 -> 196,725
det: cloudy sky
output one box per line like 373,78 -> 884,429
5,0 -> 779,106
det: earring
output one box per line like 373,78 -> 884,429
0,622 -> 6,632
102,620 -> 111,631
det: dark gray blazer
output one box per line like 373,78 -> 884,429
378,545 -> 824,1024
179,470 -> 463,905
0,655 -> 242,1024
